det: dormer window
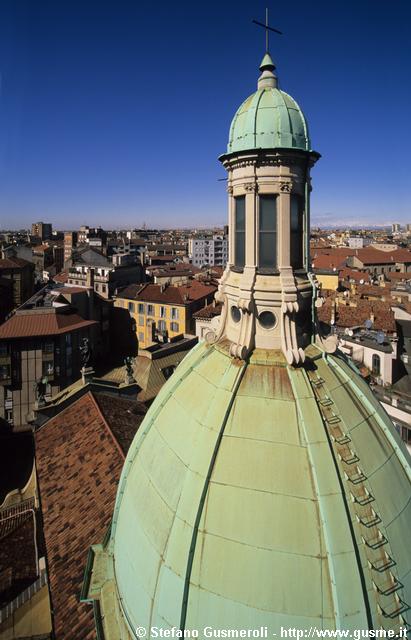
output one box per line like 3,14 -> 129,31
258,195 -> 277,268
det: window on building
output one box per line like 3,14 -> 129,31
234,196 -> 246,268
0,365 -> 10,380
138,303 -> 144,314
372,353 -> 381,376
171,307 -> 179,320
147,304 -> 154,316
259,195 -> 277,268
128,302 -> 135,313
160,306 -> 166,318
43,361 -> 54,377
290,195 -> 304,269
102,285 -> 107,293
0,344 -> 8,356
138,332 -> 144,342
44,341 -> 54,354
158,320 -> 167,332
139,315 -> 144,326
170,322 -> 179,332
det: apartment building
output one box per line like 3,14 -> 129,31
67,260 -> 144,299
114,281 -> 216,349
189,234 -> 228,267
0,257 -> 34,308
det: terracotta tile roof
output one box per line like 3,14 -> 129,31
0,508 -> 37,607
0,311 -> 97,339
385,271 -> 411,281
53,272 -> 69,283
0,257 -> 32,270
93,394 -> 146,454
354,247 -> 411,265
317,297 -> 396,332
118,281 -> 217,305
312,247 -> 357,258
312,254 -> 348,270
339,268 -> 371,283
35,392 -> 144,640
193,301 -> 223,319
354,283 -> 393,299
55,286 -> 89,295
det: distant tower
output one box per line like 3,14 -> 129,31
83,48 -> 411,640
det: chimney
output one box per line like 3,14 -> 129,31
86,267 -> 95,289
331,299 -> 336,326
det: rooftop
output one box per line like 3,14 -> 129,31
0,506 -> 38,608
117,281 -> 216,305
193,301 -> 223,319
317,296 -> 397,332
34,391 -> 146,639
0,310 -> 97,339
0,257 -> 32,270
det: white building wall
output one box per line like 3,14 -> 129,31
195,316 -> 221,340
339,339 -> 396,385
189,236 -> 229,268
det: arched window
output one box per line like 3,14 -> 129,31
372,353 -> 381,376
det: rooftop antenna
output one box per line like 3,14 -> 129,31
252,8 -> 283,53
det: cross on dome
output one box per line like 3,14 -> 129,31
252,7 -> 282,54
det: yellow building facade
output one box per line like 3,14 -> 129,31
315,271 -> 339,291
114,297 -> 186,349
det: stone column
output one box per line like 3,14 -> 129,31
245,186 -> 256,267
278,188 -> 291,268
228,187 -> 235,265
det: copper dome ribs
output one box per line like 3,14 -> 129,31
307,368 -> 410,633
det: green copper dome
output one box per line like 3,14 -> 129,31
84,341 -> 411,638
226,54 -> 311,154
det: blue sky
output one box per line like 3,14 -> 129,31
0,0 -> 410,230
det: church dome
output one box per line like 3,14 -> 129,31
84,49 -> 411,640
227,53 -> 310,154
93,341 -> 411,637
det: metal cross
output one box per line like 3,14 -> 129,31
252,8 -> 283,53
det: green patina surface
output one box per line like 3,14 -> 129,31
227,86 -> 310,154
84,342 -> 411,639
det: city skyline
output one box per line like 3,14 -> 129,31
0,0 -> 410,228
